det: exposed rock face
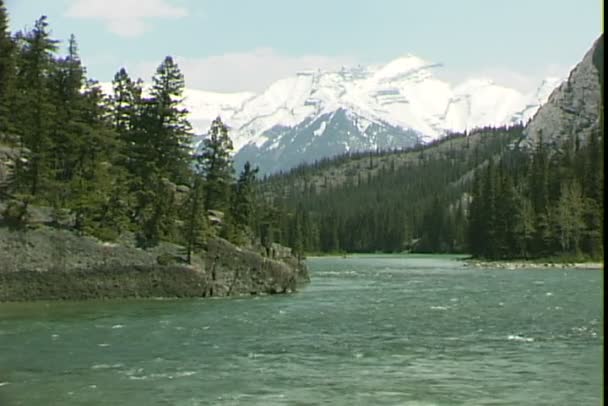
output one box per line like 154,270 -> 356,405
203,238 -> 301,297
521,35 -> 603,149
0,145 -> 19,192
0,265 -> 210,301
0,226 -> 308,302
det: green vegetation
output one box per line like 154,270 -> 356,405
468,129 -> 603,260
0,3 -> 602,264
264,122 -> 603,261
0,5 -> 272,262
263,127 -> 520,254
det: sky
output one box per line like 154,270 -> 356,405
5,0 -> 603,93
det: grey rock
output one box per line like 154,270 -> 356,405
521,35 -> 602,149
0,225 -> 309,301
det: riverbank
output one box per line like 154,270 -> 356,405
0,226 -> 309,302
464,259 -> 603,270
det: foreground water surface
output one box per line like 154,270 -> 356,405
0,255 -> 603,405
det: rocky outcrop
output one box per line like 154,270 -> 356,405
521,34 -> 603,149
203,238 -> 301,297
0,265 -> 210,301
0,226 -> 309,302
0,145 -> 19,192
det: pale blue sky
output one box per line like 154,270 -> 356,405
5,0 -> 603,92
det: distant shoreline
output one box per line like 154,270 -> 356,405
464,259 -> 603,270
303,253 -> 604,270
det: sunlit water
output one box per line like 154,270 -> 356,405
0,255 -> 603,405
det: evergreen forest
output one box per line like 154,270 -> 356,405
0,6 -> 271,262
0,3 -> 603,263
265,122 -> 604,261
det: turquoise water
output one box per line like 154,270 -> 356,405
0,255 -> 603,405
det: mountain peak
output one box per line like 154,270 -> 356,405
176,56 -> 566,173
372,54 -> 437,81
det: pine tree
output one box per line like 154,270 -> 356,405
110,68 -> 136,133
68,80 -> 128,240
233,161 -> 259,228
110,68 -> 145,179
145,56 -> 192,184
529,134 -> 551,255
259,206 -> 277,257
291,210 -> 304,261
481,158 -> 498,258
197,117 -> 234,211
529,133 -> 549,214
47,34 -> 87,203
182,175 -> 207,264
0,0 -> 15,135
13,16 -> 58,199
494,164 -> 518,258
512,190 -> 535,259
467,172 -> 485,257
136,176 -> 177,248
553,180 -> 585,254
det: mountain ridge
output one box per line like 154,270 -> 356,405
105,55 -> 564,174
181,55 -> 562,173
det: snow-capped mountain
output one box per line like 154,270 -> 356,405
182,55 -> 562,173
100,55 -> 562,174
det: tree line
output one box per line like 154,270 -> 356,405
262,126 -> 522,256
468,129 -> 603,260
264,120 -> 603,261
0,4 -> 272,262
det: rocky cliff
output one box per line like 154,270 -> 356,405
0,225 -> 308,302
521,34 -> 603,148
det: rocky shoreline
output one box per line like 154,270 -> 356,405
0,226 -> 309,302
464,259 -> 603,270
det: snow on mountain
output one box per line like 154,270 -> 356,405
510,77 -> 564,125
442,79 -> 525,132
182,89 -> 254,136
185,55 -> 562,145
99,55 -> 564,173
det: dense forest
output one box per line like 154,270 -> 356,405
0,2 -> 603,263
262,126 -> 518,255
0,5 -> 272,262
265,120 -> 604,261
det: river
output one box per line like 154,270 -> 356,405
0,255 -> 603,405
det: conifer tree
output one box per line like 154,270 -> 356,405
110,68 -> 145,179
145,56 -> 192,184
136,176 -> 176,248
13,16 -> 58,198
68,80 -> 129,240
48,34 -> 87,200
467,172 -> 485,257
182,175 -> 208,264
512,190 -> 535,258
233,161 -> 259,228
110,68 -> 136,133
197,117 -> 234,211
0,0 -> 15,135
554,180 -> 585,253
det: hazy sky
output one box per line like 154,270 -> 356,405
6,0 -> 603,92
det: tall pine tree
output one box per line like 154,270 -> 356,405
197,117 -> 234,211
0,0 -> 15,136
13,16 -> 58,199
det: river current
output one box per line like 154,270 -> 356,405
0,255 -> 603,405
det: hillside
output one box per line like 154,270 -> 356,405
262,126 -> 521,254
261,35 -> 604,260
0,7 -> 309,301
